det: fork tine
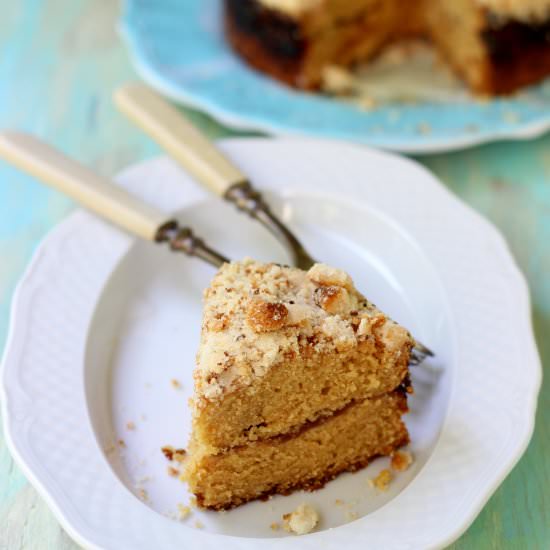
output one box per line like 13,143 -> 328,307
410,341 -> 434,366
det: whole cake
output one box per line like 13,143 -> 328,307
224,0 -> 550,94
184,259 -> 414,509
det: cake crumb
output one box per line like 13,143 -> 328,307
161,445 -> 175,460
167,466 -> 179,477
369,469 -> 393,491
270,522 -> 280,531
126,421 -> 136,431
173,449 -> 187,463
117,439 -> 126,448
161,445 -> 186,462
137,488 -> 148,502
171,378 -> 182,389
189,496 -> 198,508
282,504 -> 319,535
391,450 -> 414,472
334,499 -> 344,506
194,520 -> 204,529
177,503 -> 191,520
346,511 -> 358,521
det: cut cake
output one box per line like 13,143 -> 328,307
224,0 -> 550,95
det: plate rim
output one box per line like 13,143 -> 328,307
0,211 -> 105,550
118,1 -> 550,154
1,137 -> 542,549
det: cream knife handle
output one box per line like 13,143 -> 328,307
115,83 -> 247,196
0,132 -> 171,241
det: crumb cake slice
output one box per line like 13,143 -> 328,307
183,259 -> 414,509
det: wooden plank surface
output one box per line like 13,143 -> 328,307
0,1 -> 548,548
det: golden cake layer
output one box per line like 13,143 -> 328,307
185,391 -> 409,510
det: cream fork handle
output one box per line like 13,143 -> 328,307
114,83 -> 247,196
0,132 -> 172,241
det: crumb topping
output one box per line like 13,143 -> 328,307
257,0 -> 321,17
477,0 -> 550,22
247,298 -> 289,332
194,259 -> 412,402
282,503 -> 319,535
258,0 -> 550,22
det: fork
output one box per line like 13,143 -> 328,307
0,131 -> 431,364
114,84 -> 316,271
114,84 -> 433,362
0,132 -> 229,267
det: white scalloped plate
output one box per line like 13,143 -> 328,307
1,138 -> 541,549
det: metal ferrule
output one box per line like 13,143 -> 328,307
224,181 -> 316,270
155,221 -> 229,268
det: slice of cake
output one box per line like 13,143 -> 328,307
224,0 -> 550,95
183,259 -> 414,509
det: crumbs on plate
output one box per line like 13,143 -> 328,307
282,503 -> 319,535
369,469 -> 393,491
177,503 -> 191,520
391,450 -> 413,472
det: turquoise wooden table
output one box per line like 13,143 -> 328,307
0,2 -> 548,548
